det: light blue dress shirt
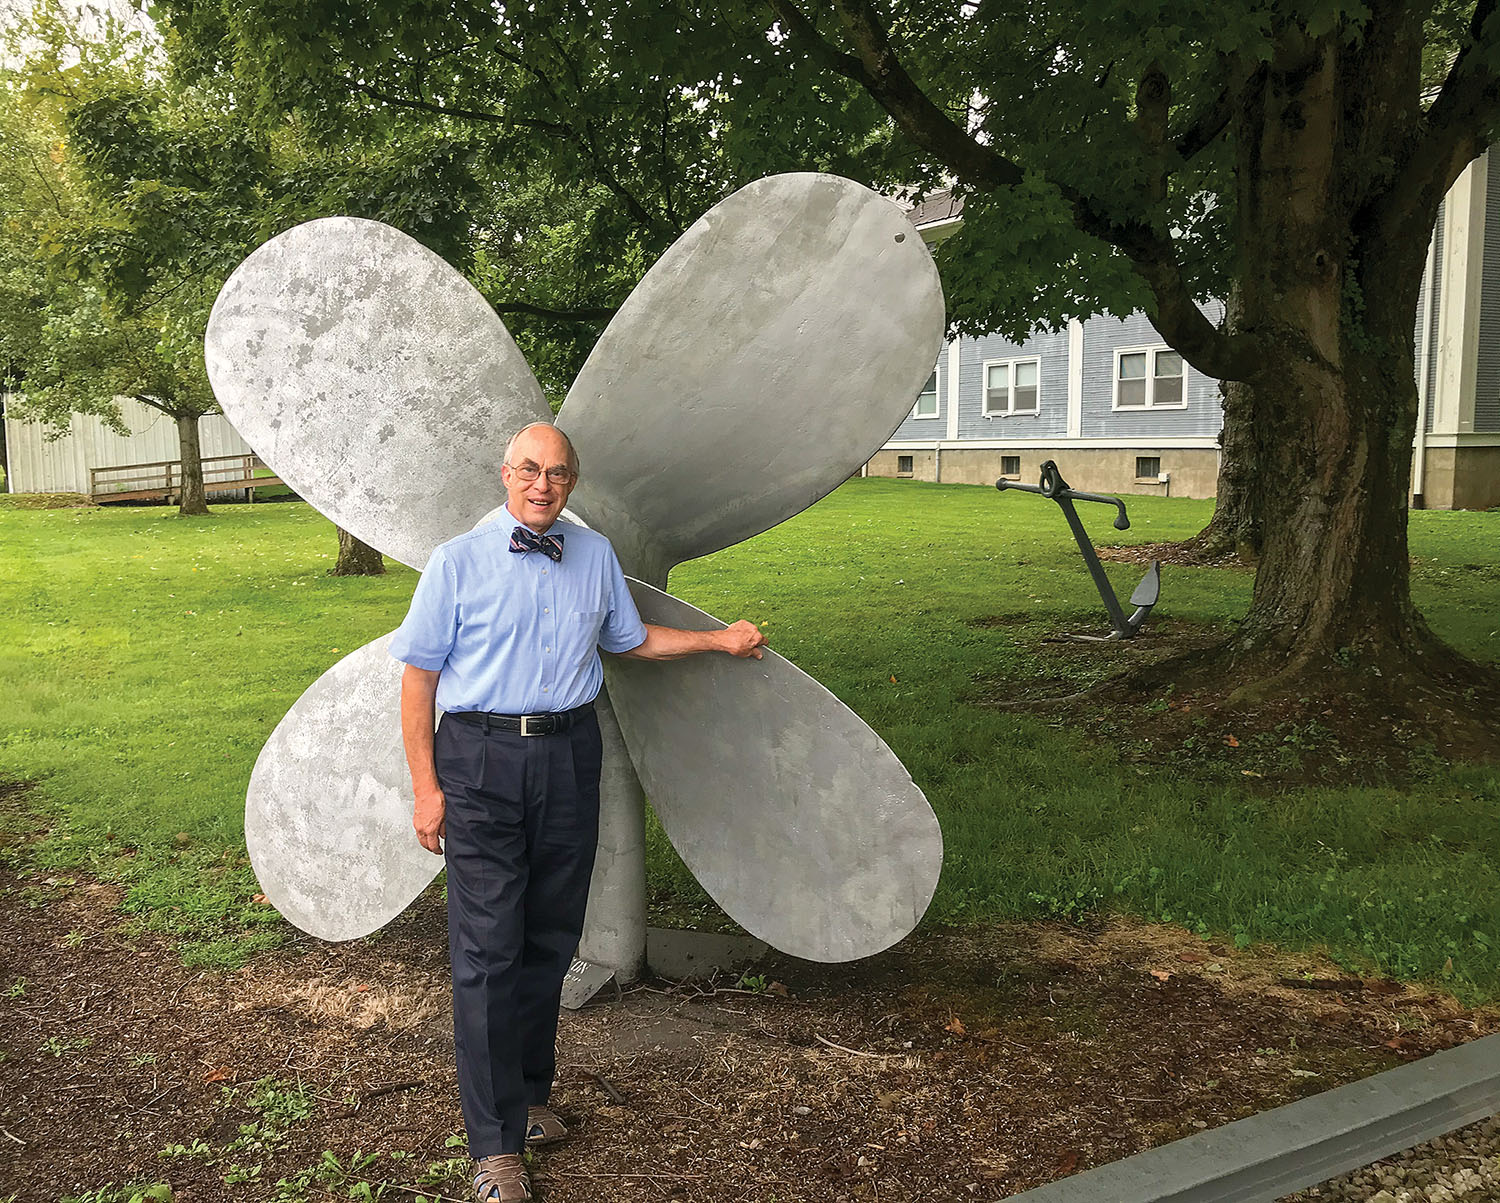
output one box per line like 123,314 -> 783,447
389,512 -> 648,714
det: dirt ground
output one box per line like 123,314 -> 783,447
971,594 -> 1500,789
1095,540 -> 1256,572
3,862 -> 1497,1203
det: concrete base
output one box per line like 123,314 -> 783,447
1416,444 -> 1500,510
881,448 -> 935,479
867,447 -> 1221,499
645,927 -> 769,982
560,929 -> 771,1010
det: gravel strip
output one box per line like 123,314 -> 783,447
1284,1115 -> 1500,1201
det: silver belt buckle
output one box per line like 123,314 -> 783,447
520,714 -> 541,737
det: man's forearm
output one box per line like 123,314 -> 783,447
617,620 -> 765,661
401,665 -> 447,855
399,664 -> 442,796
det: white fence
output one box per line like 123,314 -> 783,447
1,394 -> 253,496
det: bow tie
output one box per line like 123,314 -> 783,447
509,525 -> 564,562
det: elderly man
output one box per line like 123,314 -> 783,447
390,421 -> 765,1202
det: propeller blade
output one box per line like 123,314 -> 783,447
557,173 -> 945,582
205,217 -> 551,569
245,635 -> 442,940
603,580 -> 943,962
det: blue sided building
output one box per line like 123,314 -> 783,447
869,159 -> 1500,512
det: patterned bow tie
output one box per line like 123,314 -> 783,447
509,525 -> 564,562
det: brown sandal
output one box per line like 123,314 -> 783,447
473,1153 -> 532,1202
526,1105 -> 568,1146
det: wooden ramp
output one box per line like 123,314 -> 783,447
90,454 -> 285,504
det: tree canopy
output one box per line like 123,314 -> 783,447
155,0 -> 922,389
1,0 -> 492,509
152,0 -> 1498,358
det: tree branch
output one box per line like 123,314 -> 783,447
769,0 -> 1021,188
532,31 -> 673,238
132,392 -> 179,418
1133,61 -> 1170,206
24,147 -> 67,218
492,300 -> 619,323
1137,54 -> 1244,169
132,271 -> 198,315
1117,236 -> 1256,378
1170,84 -> 1235,162
770,0 -> 868,79
660,87 -> 676,228
774,0 -> 1261,379
453,30 -> 672,240
340,77 -> 570,135
1375,0 -> 1500,237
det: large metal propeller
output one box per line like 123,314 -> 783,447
206,173 -> 946,965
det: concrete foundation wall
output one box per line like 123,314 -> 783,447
867,447 -> 1221,498
867,449 -> 936,478
1419,445 -> 1500,510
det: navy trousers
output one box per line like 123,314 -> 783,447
435,709 -> 603,1158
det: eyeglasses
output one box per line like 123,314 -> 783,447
506,462 -> 576,485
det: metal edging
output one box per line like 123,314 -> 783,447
1003,1033 -> 1500,1203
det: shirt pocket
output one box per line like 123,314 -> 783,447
569,609 -> 606,635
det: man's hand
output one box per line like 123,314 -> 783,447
718,619 -> 767,659
414,787 -> 446,855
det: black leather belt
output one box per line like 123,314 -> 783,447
447,702 -> 594,737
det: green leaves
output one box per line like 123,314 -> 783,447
147,0 -> 1256,345
2,5 -> 221,422
2,0 -> 494,429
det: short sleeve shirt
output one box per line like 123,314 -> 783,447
388,513 -> 647,713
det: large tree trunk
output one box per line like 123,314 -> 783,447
1231,328 -> 1428,679
1183,289 -> 1260,560
331,527 -> 385,576
1189,378 -> 1260,559
1218,33 -> 1440,690
175,412 -> 209,516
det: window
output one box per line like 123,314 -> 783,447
911,371 -> 939,419
1000,455 -> 1021,477
897,455 -> 914,476
1114,347 -> 1186,409
1135,456 -> 1162,480
983,358 -> 1040,416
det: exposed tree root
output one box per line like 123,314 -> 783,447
985,629 -> 1500,786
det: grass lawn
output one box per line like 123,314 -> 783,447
2,480 -> 1498,994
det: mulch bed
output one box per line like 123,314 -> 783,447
3,859 -> 1496,1203
1094,541 -> 1255,571
970,600 -> 1500,788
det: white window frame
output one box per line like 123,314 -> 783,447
910,365 -> 940,420
981,357 -> 1041,418
1112,345 -> 1188,411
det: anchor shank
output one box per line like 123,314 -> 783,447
1055,495 -> 1132,636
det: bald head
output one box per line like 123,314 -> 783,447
504,422 -> 578,475
501,422 -> 580,532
